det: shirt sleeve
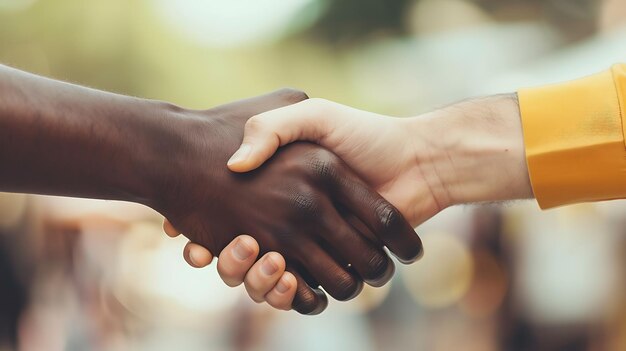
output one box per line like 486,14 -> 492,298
517,64 -> 626,209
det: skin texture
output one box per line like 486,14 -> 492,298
159,91 -> 424,314
178,94 -> 533,309
0,65 -> 423,315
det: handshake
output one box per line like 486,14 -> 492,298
157,90 -> 532,314
0,65 -> 532,315
158,89 -> 423,315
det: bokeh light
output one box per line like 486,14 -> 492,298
112,222 -> 241,319
2,1 -> 626,350
403,232 -> 473,309
153,0 -> 322,47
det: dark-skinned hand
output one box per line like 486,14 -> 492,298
0,64 -> 421,315
156,89 -> 423,314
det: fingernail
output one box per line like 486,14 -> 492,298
233,238 -> 254,261
276,277 -> 291,293
189,249 -> 200,267
261,255 -> 279,276
227,144 -> 252,166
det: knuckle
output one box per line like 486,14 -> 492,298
306,97 -> 327,107
376,201 -> 403,233
245,115 -> 265,132
217,264 -> 244,286
292,289 -> 319,314
267,297 -> 291,311
289,190 -> 321,216
304,98 -> 332,118
220,275 -> 243,288
270,281 -> 295,308
249,294 -> 265,304
363,253 -> 391,282
331,272 -> 363,301
306,98 -> 337,115
307,97 -> 333,108
399,238 -> 423,264
277,88 -> 309,104
306,151 -> 340,180
244,282 -> 266,303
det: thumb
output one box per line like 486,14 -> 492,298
227,99 -> 331,172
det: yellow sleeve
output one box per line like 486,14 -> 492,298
518,64 -> 626,209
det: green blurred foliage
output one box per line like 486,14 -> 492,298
0,0 -> 371,110
0,0 -> 601,112
0,0 -> 134,91
305,0 -> 413,47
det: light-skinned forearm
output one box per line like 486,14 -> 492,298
406,94 -> 533,208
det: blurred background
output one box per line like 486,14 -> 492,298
1,0 -> 626,350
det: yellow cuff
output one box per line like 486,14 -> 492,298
614,64 -> 626,145
518,65 -> 626,209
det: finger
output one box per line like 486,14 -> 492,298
163,218 -> 181,238
317,201 -> 395,287
342,212 -> 384,247
243,252 -> 286,303
183,242 -> 214,268
265,272 -> 297,311
227,99 -> 334,173
217,235 -> 260,287
332,170 -> 423,264
296,243 -> 363,302
288,267 -> 328,315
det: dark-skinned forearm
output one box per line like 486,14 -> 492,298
0,64 -> 181,205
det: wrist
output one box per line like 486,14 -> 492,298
409,94 -> 533,207
135,103 -> 233,214
119,100 -> 204,209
